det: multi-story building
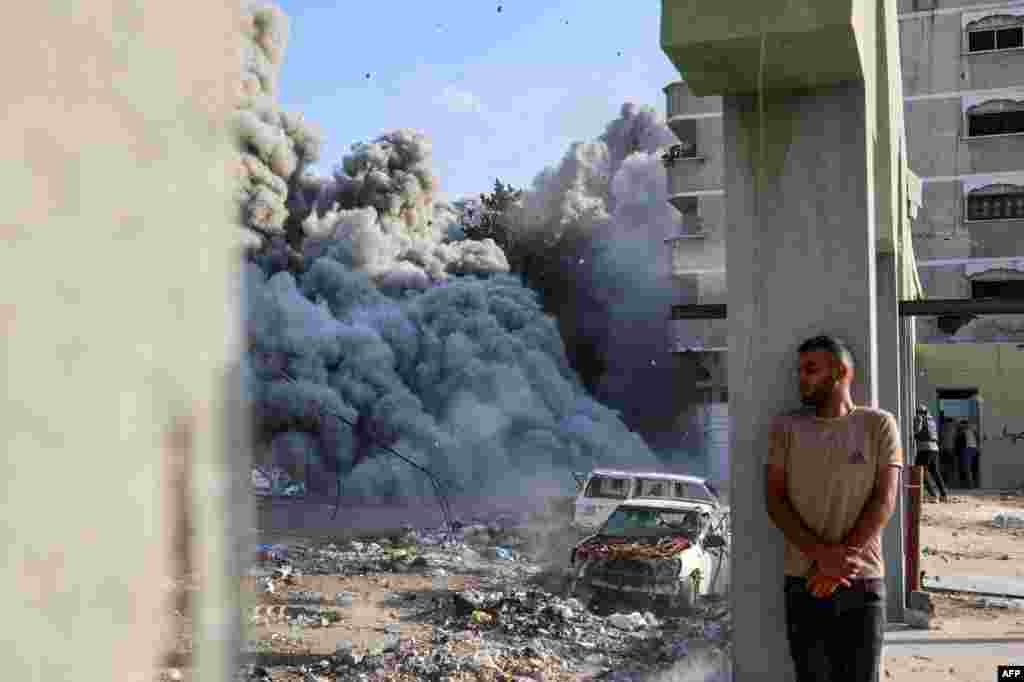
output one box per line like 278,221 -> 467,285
663,0 -> 1024,489
901,0 -> 1024,489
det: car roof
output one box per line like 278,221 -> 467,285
588,469 -> 707,484
615,497 -> 715,511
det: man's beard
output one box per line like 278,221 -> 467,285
800,379 -> 836,407
800,391 -> 822,407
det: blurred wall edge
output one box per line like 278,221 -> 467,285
0,1 -> 249,681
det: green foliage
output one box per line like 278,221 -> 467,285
462,178 -> 523,253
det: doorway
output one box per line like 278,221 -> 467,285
936,387 -> 984,488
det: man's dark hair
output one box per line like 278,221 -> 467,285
797,335 -> 856,370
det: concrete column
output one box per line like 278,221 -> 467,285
877,252 -> 906,621
723,81 -> 879,680
0,2 -> 247,680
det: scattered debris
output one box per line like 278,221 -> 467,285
975,596 -> 1024,610
992,512 -> 1024,529
235,514 -> 733,681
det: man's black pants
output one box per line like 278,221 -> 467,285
914,449 -> 947,499
784,576 -> 885,682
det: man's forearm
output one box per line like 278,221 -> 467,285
843,490 -> 897,551
766,497 -> 826,559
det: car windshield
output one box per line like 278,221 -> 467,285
583,475 -> 630,499
634,478 -> 715,502
600,507 -> 706,537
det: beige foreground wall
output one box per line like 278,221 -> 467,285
0,2 -> 248,681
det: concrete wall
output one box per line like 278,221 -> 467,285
915,179 -> 962,232
970,218 -> 1024,256
905,101 -> 1024,179
0,1 -> 248,680
879,252 -> 908,621
963,50 -> 1024,91
898,0 -> 1024,18
916,343 -> 1024,488
665,80 -> 723,117
900,11 -> 964,96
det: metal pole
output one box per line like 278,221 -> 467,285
906,465 -> 923,596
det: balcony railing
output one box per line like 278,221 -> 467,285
661,142 -> 698,166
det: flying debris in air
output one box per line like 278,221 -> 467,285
617,51 -> 622,56
497,5 -> 502,12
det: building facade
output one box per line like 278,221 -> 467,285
902,0 -> 1024,489
663,0 -> 1024,488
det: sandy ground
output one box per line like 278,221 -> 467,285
882,490 -> 1024,681
240,571 -> 487,656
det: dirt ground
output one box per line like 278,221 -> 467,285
882,490 -> 1024,681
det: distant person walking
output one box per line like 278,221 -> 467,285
914,405 -> 948,503
939,414 -> 959,489
957,420 -> 980,489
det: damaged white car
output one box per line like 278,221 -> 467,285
568,498 -> 728,610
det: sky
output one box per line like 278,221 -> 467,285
273,0 -> 680,203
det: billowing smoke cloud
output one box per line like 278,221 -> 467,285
295,130 -> 509,290
505,104 -> 726,460
240,257 -> 659,503
234,2 -> 323,248
235,4 -> 725,504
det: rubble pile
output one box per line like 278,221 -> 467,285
248,518 -> 550,581
234,517 -> 733,682
992,512 -> 1024,529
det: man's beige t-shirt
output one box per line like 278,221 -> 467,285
766,406 -> 904,578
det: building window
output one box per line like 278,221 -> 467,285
968,26 -> 1023,51
966,100 -> 1024,137
971,279 -> 1024,299
966,14 -> 1024,52
965,183 -> 1024,221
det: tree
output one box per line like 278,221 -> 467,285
461,178 -> 525,270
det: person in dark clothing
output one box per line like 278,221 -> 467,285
957,419 -> 979,489
938,414 -> 959,489
914,405 -> 948,502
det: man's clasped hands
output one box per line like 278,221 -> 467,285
806,543 -> 869,598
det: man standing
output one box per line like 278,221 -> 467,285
765,335 -> 903,682
914,405 -> 948,503
939,414 -> 959,489
958,419 -> 980,489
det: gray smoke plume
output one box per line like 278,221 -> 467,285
296,129 -> 509,289
500,103 -> 725,461
234,1 -> 323,248
241,255 -> 659,503
235,3 -> 724,503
